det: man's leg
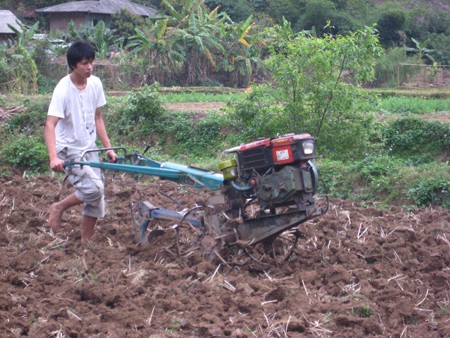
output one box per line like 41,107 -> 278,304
81,215 -> 98,244
48,192 -> 82,229
78,153 -> 105,244
50,151 -> 104,243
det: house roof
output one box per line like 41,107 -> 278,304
36,0 -> 157,17
0,10 -> 24,34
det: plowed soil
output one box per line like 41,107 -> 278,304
0,170 -> 449,337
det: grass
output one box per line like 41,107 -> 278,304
153,89 -> 449,118
159,91 -> 243,103
362,96 -> 450,115
4,88 -> 447,118
160,86 -> 242,94
367,87 -> 450,99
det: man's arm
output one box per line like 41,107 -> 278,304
95,107 -> 117,162
45,115 -> 65,172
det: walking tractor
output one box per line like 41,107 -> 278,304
65,133 -> 328,262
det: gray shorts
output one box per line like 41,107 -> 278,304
58,148 -> 105,218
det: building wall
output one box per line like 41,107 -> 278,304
50,12 -> 86,31
86,14 -> 111,26
49,12 -> 111,31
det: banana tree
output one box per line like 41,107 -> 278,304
163,0 -> 226,85
406,37 -> 435,63
66,20 -> 116,59
2,21 -> 39,94
217,15 -> 265,87
127,18 -> 185,84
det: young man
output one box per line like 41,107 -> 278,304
45,40 -> 117,244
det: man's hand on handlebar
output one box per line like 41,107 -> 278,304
50,157 -> 65,173
106,150 -> 118,163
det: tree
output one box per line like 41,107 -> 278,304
162,0 -> 227,85
229,21 -> 383,159
264,0 -> 306,28
406,37 -> 435,64
0,21 -> 39,94
376,10 -> 406,47
124,0 -> 264,86
127,17 -> 185,84
205,0 -> 254,22
427,33 -> 450,65
64,20 -> 117,59
217,15 -> 264,87
296,0 -> 363,36
298,0 -> 336,35
110,10 -> 146,45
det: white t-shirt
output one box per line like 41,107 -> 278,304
48,74 -> 106,154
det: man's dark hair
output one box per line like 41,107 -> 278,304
67,40 -> 96,70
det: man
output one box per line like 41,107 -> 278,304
45,40 -> 117,244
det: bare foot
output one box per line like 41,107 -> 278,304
81,237 -> 96,248
48,203 -> 63,230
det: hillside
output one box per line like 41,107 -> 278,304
370,0 -> 450,11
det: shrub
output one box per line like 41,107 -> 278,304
224,84 -> 287,140
253,24 -> 382,160
353,155 -> 405,181
188,114 -> 223,153
108,83 -> 165,138
383,117 -> 449,158
317,159 -> 356,199
351,155 -> 406,198
154,111 -> 229,159
405,163 -> 449,208
4,99 -> 47,134
0,136 -> 48,172
317,157 -> 449,208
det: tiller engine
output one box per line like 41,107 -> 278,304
65,134 -> 327,260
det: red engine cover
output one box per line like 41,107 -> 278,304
225,134 -> 311,153
270,134 -> 312,164
224,134 -> 314,169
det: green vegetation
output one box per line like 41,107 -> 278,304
159,92 -> 241,103
356,306 -> 373,318
0,87 -> 448,209
251,23 -> 382,160
107,83 -> 165,138
367,88 -> 450,99
3,96 -> 47,133
106,85 -> 234,162
0,22 -> 39,94
3,0 -> 450,93
362,97 -> 450,115
383,118 -> 449,158
373,47 -> 420,88
0,95 -> 48,172
0,2 -> 448,210
0,136 -> 48,172
318,158 -> 449,208
165,317 -> 183,333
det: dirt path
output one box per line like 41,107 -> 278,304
0,171 -> 448,337
164,102 -> 226,114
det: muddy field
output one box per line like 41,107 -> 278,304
0,169 -> 449,337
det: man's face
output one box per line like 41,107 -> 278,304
73,58 -> 94,78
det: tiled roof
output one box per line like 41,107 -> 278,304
0,10 -> 24,34
36,0 -> 157,17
